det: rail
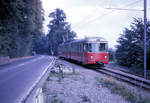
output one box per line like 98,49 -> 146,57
96,67 -> 150,90
59,58 -> 150,90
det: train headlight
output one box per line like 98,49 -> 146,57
90,55 -> 93,59
104,56 -> 107,59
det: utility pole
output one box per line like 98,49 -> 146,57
144,0 -> 147,78
106,1 -> 147,78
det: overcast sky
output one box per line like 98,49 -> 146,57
41,0 -> 150,48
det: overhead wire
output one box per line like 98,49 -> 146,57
72,0 -> 106,28
73,0 -> 142,29
76,0 -> 142,28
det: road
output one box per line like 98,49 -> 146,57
0,55 -> 54,103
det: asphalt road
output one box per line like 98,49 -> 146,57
0,55 -> 53,103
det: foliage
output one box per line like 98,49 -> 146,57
47,8 -> 76,55
33,35 -> 49,54
116,18 -> 150,69
0,0 -> 44,57
108,48 -> 116,61
96,78 -> 150,103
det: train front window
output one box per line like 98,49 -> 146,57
99,43 -> 108,51
92,43 -> 99,52
87,43 -> 99,52
87,43 -> 108,52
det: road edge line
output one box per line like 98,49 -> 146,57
19,57 -> 56,103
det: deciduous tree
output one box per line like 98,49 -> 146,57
47,8 -> 76,55
116,18 -> 150,69
0,0 -> 44,57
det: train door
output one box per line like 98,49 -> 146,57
82,43 -> 87,64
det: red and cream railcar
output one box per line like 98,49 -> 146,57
58,37 -> 109,66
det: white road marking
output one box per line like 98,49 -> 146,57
18,57 -> 56,103
18,63 -> 25,66
0,56 -> 44,74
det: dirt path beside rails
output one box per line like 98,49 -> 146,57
42,59 -> 150,103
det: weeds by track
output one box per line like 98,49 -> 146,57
59,58 -> 150,90
95,67 -> 150,90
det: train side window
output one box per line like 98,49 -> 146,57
75,44 -> 76,52
83,44 -> 85,52
75,44 -> 77,52
76,44 -> 77,52
77,44 -> 78,52
83,44 -> 88,52
79,44 -> 80,52
99,43 -> 106,51
73,44 -> 75,52
80,44 -> 81,52
81,44 -> 83,52
88,43 -> 92,52
78,44 -> 79,52
70,44 -> 72,51
81,44 -> 82,52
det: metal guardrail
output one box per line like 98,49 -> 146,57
0,56 -> 10,65
24,56 -> 56,103
31,88 -> 44,103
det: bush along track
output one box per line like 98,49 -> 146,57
96,77 -> 150,103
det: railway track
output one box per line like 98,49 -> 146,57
106,65 -> 150,79
97,67 -> 150,90
59,59 -> 150,90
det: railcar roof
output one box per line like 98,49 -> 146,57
60,37 -> 108,46
72,37 -> 108,43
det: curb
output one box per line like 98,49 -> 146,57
20,56 -> 56,103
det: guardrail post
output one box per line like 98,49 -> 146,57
32,88 -> 44,103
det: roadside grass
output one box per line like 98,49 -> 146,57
50,94 -> 64,103
108,62 -> 146,77
96,77 -> 150,103
81,95 -> 91,102
46,61 -> 80,82
43,61 -> 82,103
44,93 -> 64,103
48,71 -> 80,83
42,82 -> 47,93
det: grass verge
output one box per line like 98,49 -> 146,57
96,78 -> 150,103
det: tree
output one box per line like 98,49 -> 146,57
0,0 -> 44,57
33,35 -> 49,54
116,18 -> 150,69
108,48 -> 116,61
47,8 -> 76,55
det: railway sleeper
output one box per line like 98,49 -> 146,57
98,69 -> 150,90
102,67 -> 150,85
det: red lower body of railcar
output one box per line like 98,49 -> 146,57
59,51 -> 109,65
86,52 -> 109,65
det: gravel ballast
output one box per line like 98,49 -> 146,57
43,60 -> 130,103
